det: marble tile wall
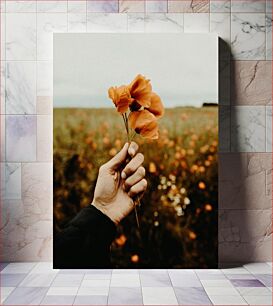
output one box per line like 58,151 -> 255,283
0,0 -> 272,263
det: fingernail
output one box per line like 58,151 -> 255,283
121,172 -> 126,179
129,148 -> 135,155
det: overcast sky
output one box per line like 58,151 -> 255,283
54,33 -> 218,108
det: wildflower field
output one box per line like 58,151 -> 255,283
54,107 -> 218,268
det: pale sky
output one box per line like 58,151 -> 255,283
53,33 -> 218,108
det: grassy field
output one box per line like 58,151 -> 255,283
53,107 -> 218,268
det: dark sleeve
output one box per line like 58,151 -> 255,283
53,205 -> 117,269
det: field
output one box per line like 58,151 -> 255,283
53,107 -> 218,268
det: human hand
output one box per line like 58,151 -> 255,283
91,142 -> 147,224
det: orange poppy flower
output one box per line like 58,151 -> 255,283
108,85 -> 131,113
145,92 -> 164,118
129,109 -> 158,139
129,74 -> 152,110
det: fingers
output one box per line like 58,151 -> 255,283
128,179 -> 147,198
124,166 -> 145,191
128,141 -> 139,158
105,141 -> 138,170
107,142 -> 129,169
121,152 -> 144,179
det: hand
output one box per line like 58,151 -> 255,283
91,142 -> 147,224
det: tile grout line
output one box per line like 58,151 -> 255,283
106,268 -> 113,305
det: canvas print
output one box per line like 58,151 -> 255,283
53,33 -> 218,268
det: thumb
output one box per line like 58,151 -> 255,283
107,142 -> 129,169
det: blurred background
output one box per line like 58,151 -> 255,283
53,106 -> 218,268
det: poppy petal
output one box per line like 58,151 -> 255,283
129,75 -> 152,108
129,110 -> 159,139
108,85 -> 131,113
147,92 -> 165,118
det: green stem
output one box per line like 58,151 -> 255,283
122,113 -> 140,228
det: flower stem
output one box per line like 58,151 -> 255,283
121,112 -> 140,228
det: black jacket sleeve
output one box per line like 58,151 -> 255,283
53,205 -> 117,269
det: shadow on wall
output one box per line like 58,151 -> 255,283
218,37 -> 245,268
218,38 -> 271,267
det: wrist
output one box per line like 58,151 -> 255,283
91,202 -> 118,225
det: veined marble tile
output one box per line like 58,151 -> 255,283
231,0 -> 266,13
37,115 -> 52,162
3,287 -> 48,305
266,0 -> 272,12
266,13 -> 272,59
37,61 -> 53,97
0,199 -> 24,261
210,13 -> 231,44
208,295 -> 247,305
84,273 -> 111,280
174,287 -> 212,305
140,273 -> 172,287
168,0 -> 209,13
1,273 -> 27,287
37,0 -> 67,13
6,1 -> 36,13
1,287 -> 15,303
231,106 -> 266,152
1,13 -> 6,60
18,273 -> 56,287
29,262 -> 58,274
244,262 -> 272,274
119,0 -> 145,12
231,61 -> 272,105
201,279 -> 234,287
82,279 -> 110,287
1,262 -> 36,274
1,116 -> 5,161
51,274 -> 84,287
37,13 -> 67,61
219,60 -> 230,105
266,106 -> 272,152
0,0 -> 6,13
46,286 -> 78,296
6,115 -> 36,162
6,61 -> 36,114
219,153 -> 272,209
110,274 -> 140,287
1,62 -> 6,113
231,13 -> 266,60
210,0 -> 231,12
144,13 -> 183,33
42,295 -> 75,305
243,295 -> 272,305
87,0 -> 118,13
68,0 -> 87,13
146,0 -> 167,13
142,287 -> 178,305
221,267 -> 251,274
37,96 -> 53,115
108,287 -> 143,305
5,163 -> 21,199
68,13 -> 87,32
219,209 -> 272,262
237,287 -> 272,295
7,166 -> 53,262
128,13 -> 144,32
6,13 -> 36,60
219,106 -> 230,152
184,13 -> 209,33
87,13 -> 127,32
22,162 -> 52,217
210,13 -> 231,60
